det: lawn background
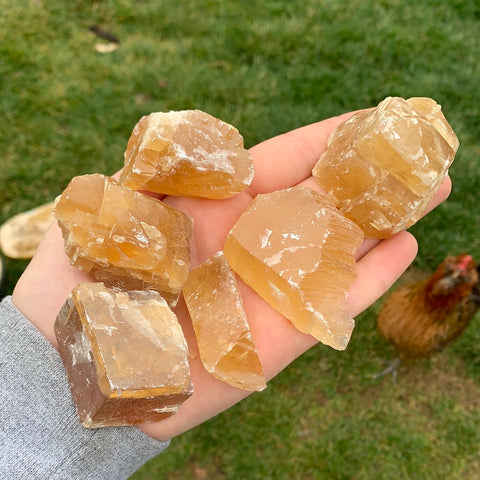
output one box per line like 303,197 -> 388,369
1,1 -> 479,478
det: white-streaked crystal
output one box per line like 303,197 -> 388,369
119,110 -> 254,199
312,96 -> 458,238
54,282 -> 192,427
54,173 -> 193,305
223,186 -> 364,350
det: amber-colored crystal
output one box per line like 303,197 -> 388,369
54,282 -> 193,427
312,97 -> 458,238
119,110 -> 254,199
183,251 -> 266,391
54,173 -> 193,305
223,187 -> 363,350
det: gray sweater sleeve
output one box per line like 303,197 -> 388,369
0,296 -> 169,479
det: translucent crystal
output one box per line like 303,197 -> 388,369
183,251 -> 266,391
0,201 -> 54,259
312,96 -> 459,238
54,173 -> 193,305
223,187 -> 364,350
119,110 -> 254,199
54,282 -> 192,427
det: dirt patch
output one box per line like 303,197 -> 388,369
402,355 -> 480,410
363,353 -> 480,413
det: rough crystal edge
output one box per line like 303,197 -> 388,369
183,251 -> 267,391
312,96 -> 458,238
223,187 -> 363,350
119,110 -> 254,199
0,201 -> 55,259
224,233 -> 356,351
54,283 -> 193,427
53,173 -> 193,302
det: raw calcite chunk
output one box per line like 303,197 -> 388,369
54,282 -> 193,427
54,173 -> 193,305
183,251 -> 266,391
119,110 -> 254,199
312,97 -> 459,238
0,201 -> 54,259
223,187 -> 364,350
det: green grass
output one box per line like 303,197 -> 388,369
1,1 -> 480,478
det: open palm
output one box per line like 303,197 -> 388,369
12,111 -> 451,441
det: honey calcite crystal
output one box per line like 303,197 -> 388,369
183,251 -> 266,391
312,96 -> 459,238
54,282 -> 192,427
54,173 -> 193,305
223,187 -> 364,350
0,201 -> 54,259
119,110 -> 254,199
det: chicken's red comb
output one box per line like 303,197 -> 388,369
456,254 -> 474,271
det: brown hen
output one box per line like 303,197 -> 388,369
375,254 -> 480,380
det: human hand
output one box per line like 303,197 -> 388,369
11,111 -> 451,441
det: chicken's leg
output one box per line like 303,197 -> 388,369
372,357 -> 402,383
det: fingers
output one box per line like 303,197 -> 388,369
348,230 -> 418,316
426,175 -> 452,214
164,193 -> 253,266
247,112 -> 355,195
140,230 -> 419,442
